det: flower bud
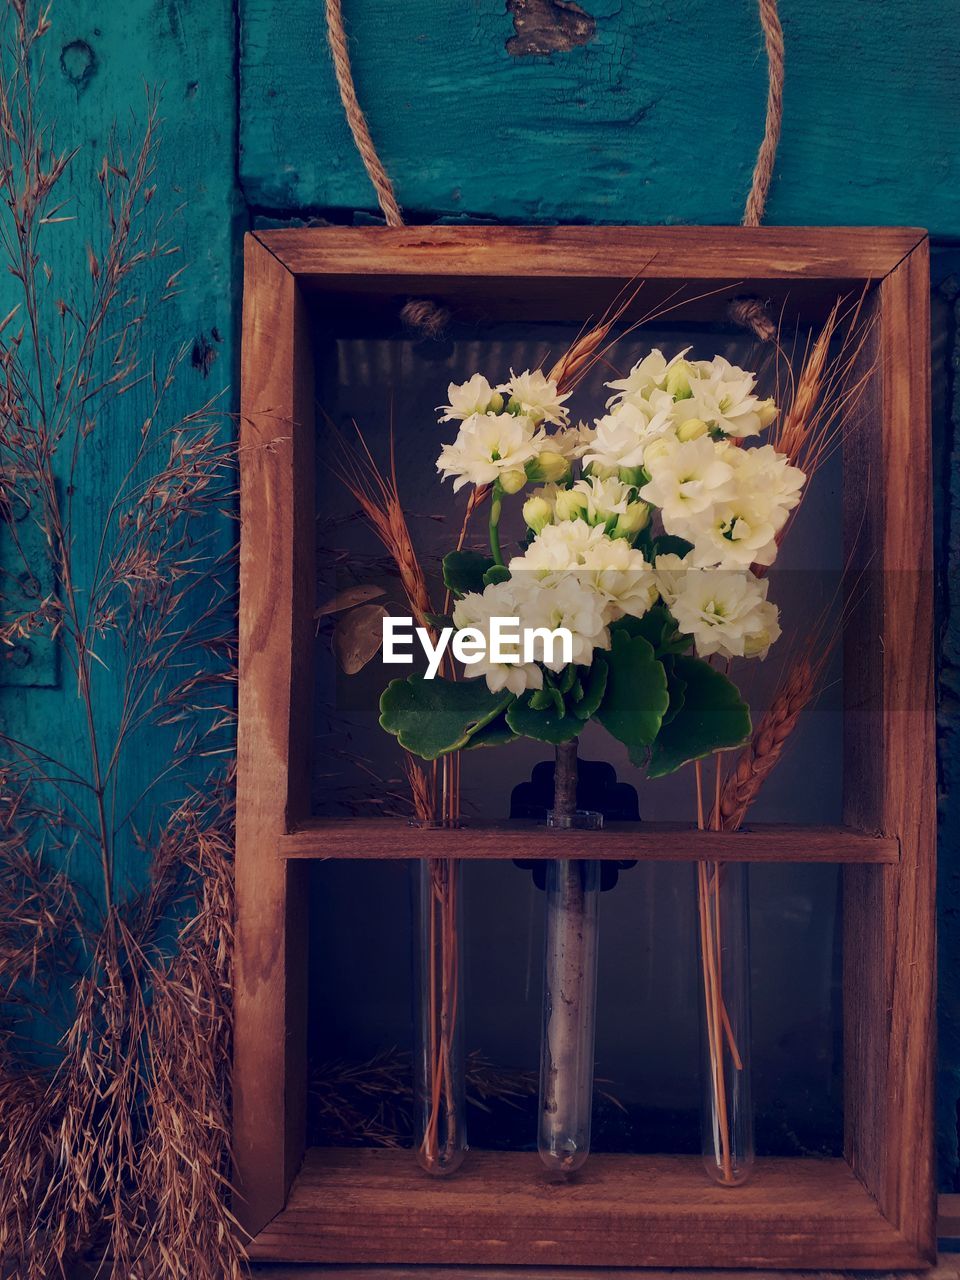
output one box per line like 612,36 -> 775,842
617,464 -> 647,487
665,359 -> 695,400
538,450 -> 571,483
500,468 -> 527,495
522,495 -> 552,533
525,450 -> 571,485
554,489 -> 589,521
676,417 -> 708,442
487,391 -> 505,414
757,397 -> 778,428
613,501 -> 652,538
641,438 -> 672,467
585,461 -> 617,480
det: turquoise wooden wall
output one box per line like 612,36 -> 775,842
9,0 -> 959,1190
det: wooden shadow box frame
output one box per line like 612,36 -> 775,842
235,226 -> 934,1270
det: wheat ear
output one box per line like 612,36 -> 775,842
718,652 -> 822,831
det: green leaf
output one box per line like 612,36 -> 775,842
558,664 -> 578,694
506,689 -> 584,744
647,656 -> 751,778
423,611 -> 452,630
379,675 -> 513,760
595,631 -> 669,750
652,534 -> 694,560
612,606 -> 692,657
571,657 -> 608,720
462,712 -> 518,750
442,550 -> 495,598
661,654 -> 687,726
482,563 -> 511,588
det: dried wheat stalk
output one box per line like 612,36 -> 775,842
718,652 -> 821,831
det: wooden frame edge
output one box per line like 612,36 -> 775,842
235,226 -> 936,1268
842,236 -> 935,1266
234,232 -> 314,1237
253,225 -> 928,282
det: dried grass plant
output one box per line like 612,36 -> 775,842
310,1047 -> 622,1149
0,6 -> 241,1277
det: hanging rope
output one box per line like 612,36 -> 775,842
325,0 -> 783,340
728,0 -> 785,341
742,0 -> 785,228
324,0 -> 403,228
324,0 -> 450,336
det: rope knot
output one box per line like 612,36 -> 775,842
726,296 -> 776,343
400,298 -> 451,339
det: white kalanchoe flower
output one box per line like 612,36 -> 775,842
730,443 -> 805,531
510,522 -> 657,623
678,357 -> 777,439
639,434 -> 737,530
605,348 -> 691,408
571,475 -> 635,525
510,519 -> 613,574
451,580 -> 543,695
439,373 -> 502,422
684,444 -> 806,569
499,369 -> 571,426
652,552 -> 690,607
437,412 -> 543,492
549,421 -> 595,459
655,554 -> 781,660
584,399 -> 675,476
684,500 -> 780,569
511,573 -> 611,669
584,538 -> 659,621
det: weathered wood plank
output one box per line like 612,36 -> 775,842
841,240 -> 936,1263
250,1261 -> 960,1280
875,240 -> 937,1259
258,225 -> 924,282
238,1 -> 960,235
235,234 -> 315,1236
246,1148 -> 924,1269
279,818 -> 900,864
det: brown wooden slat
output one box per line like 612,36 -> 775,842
278,818 -> 899,864
874,240 -> 937,1259
256,226 -> 926,282
234,233 -> 315,1236
246,1149 -> 923,1270
251,1264 -> 960,1280
842,238 -> 936,1267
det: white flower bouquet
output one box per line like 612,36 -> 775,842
380,353 -> 803,774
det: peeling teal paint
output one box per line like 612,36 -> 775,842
238,0 -> 960,233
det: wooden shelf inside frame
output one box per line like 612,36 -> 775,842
278,818 -> 900,864
246,1148 -> 923,1270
